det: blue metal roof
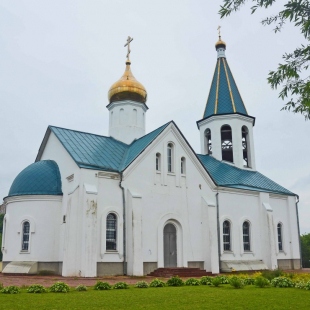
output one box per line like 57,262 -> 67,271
197,154 -> 295,196
49,122 -> 170,172
203,57 -> 248,118
8,160 -> 62,197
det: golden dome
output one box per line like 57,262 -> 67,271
215,38 -> 226,49
108,60 -> 147,104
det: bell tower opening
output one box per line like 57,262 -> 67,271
204,128 -> 212,155
242,126 -> 251,167
221,125 -> 233,163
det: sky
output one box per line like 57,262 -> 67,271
0,0 -> 309,233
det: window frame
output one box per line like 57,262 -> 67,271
106,213 -> 117,251
167,143 -> 174,173
21,221 -> 30,252
223,220 -> 231,252
242,221 -> 251,252
156,153 -> 161,172
180,157 -> 186,175
277,223 -> 283,252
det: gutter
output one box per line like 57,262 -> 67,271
216,192 -> 221,273
119,172 -> 127,275
295,195 -> 302,269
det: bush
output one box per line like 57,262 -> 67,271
305,281 -> 310,290
229,276 -> 244,289
113,282 -> 129,289
1,286 -> 20,294
27,284 -> 47,293
295,281 -> 306,289
49,282 -> 70,293
185,278 -> 200,286
271,277 -> 294,288
149,279 -> 165,287
211,277 -> 222,287
200,276 -> 212,285
94,281 -> 111,290
255,276 -> 270,288
135,281 -> 148,288
262,269 -> 283,281
219,275 -> 229,284
243,278 -> 255,285
166,276 -> 184,287
75,285 -> 87,291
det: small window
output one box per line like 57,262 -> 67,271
181,157 -> 186,174
277,223 -> 283,251
63,215 -> 66,223
106,213 -> 117,251
156,153 -> 161,171
167,143 -> 174,173
221,125 -> 233,163
243,221 -> 250,251
21,221 -> 30,251
120,108 -> 125,125
223,220 -> 231,251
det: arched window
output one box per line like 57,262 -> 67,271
277,223 -> 283,251
223,220 -> 231,251
221,125 -> 233,163
243,221 -> 250,251
167,143 -> 174,173
21,221 -> 30,251
106,213 -> 117,251
120,108 -> 125,125
242,126 -> 250,167
133,109 -> 137,125
181,157 -> 186,174
156,153 -> 161,171
205,129 -> 212,155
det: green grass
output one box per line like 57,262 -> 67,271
0,285 -> 310,309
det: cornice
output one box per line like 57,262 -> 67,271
4,195 -> 63,205
106,100 -> 149,112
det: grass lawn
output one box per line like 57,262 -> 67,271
0,285 -> 310,310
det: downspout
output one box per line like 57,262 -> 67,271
295,195 -> 302,269
119,172 -> 127,275
216,192 -> 221,273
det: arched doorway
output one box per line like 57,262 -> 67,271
164,223 -> 177,267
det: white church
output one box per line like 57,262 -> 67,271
1,36 -> 301,277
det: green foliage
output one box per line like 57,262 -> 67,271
49,282 -> 70,293
271,277 -> 294,288
185,278 -> 200,286
211,277 -> 222,287
200,276 -> 212,285
261,269 -> 283,281
27,284 -> 47,293
113,282 -> 129,289
254,276 -> 270,288
166,276 -> 184,287
229,276 -> 244,289
94,281 -> 111,290
75,285 -> 87,291
149,279 -> 165,287
219,0 -> 310,119
301,233 -> 310,268
1,285 -> 20,294
135,281 -> 149,288
243,278 -> 255,285
218,275 -> 229,284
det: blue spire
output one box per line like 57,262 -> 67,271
203,39 -> 248,118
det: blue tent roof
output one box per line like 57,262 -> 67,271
49,122 -> 170,172
8,160 -> 62,197
197,154 -> 295,196
203,56 -> 248,118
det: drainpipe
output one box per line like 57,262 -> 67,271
295,195 -> 302,269
119,172 -> 127,275
216,192 -> 221,273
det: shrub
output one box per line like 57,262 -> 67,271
75,285 -> 87,291
0,283 -> 3,290
49,282 -> 70,293
255,276 -> 270,288
149,279 -> 165,287
219,275 -> 229,284
185,278 -> 200,286
262,269 -> 283,281
166,276 -> 184,287
295,281 -> 306,289
211,277 -> 222,287
271,277 -> 294,288
200,276 -> 212,285
135,281 -> 148,288
27,284 -> 47,293
113,282 -> 129,289
305,281 -> 310,290
1,286 -> 20,294
229,276 -> 244,289
94,281 -> 111,290
243,278 -> 255,285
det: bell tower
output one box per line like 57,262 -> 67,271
107,37 -> 148,144
197,33 -> 256,170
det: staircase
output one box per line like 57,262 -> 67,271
148,267 -> 213,278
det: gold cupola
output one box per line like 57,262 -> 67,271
108,60 -> 147,104
215,37 -> 226,49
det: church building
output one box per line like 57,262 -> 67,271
1,36 -> 301,276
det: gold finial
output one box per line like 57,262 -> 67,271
217,25 -> 221,40
215,26 -> 226,49
124,36 -> 133,62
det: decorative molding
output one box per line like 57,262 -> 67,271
106,100 -> 149,112
97,171 -> 120,180
66,174 -> 74,182
4,195 -> 62,204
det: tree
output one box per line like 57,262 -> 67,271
301,233 -> 310,268
219,0 -> 310,120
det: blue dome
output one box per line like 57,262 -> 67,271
8,160 -> 62,197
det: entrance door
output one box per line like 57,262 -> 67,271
164,223 -> 177,267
